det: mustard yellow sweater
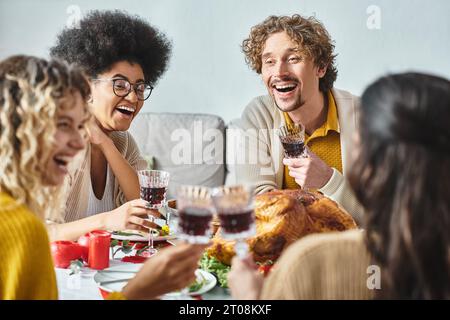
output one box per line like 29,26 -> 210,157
0,192 -> 58,299
0,192 -> 128,300
283,91 -> 343,189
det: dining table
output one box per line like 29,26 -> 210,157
54,240 -> 232,300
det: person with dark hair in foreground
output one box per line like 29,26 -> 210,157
48,10 -> 172,240
228,72 -> 450,300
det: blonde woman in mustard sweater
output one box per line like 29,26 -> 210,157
0,55 -> 204,299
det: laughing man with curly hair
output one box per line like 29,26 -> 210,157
228,14 -> 364,223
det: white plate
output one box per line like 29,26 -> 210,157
110,229 -> 176,242
94,265 -> 216,297
163,269 -> 217,298
94,263 -> 144,293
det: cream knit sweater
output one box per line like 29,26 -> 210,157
261,230 -> 375,300
57,131 -> 147,223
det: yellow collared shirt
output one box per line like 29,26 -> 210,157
283,91 -> 343,189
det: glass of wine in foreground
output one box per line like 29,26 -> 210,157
175,185 -> 213,298
137,169 -> 170,257
176,185 -> 214,244
211,185 -> 256,258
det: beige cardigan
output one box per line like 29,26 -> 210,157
261,230 -> 375,300
226,88 -> 364,224
61,131 -> 147,223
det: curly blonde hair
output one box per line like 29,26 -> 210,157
242,14 -> 338,92
0,55 -> 90,221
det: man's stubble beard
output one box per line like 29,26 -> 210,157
270,92 -> 305,113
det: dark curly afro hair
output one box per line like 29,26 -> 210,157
50,10 -> 171,86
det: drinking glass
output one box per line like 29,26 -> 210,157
277,122 -> 311,191
175,185 -> 214,298
277,122 -> 306,158
176,185 -> 214,244
211,185 -> 256,258
138,170 -> 170,257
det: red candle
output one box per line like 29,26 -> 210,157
77,233 -> 90,264
50,241 -> 83,268
88,230 -> 111,270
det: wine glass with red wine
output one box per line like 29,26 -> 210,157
277,122 -> 306,158
175,185 -> 214,298
211,185 -> 256,258
277,122 -> 311,191
137,169 -> 170,257
176,185 -> 214,244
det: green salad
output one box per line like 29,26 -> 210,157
199,252 -> 230,288
188,273 -> 207,292
112,231 -> 143,237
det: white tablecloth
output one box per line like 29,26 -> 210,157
55,257 -> 231,300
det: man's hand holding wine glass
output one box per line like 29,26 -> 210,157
283,147 -> 333,189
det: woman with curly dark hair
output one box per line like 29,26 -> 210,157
48,10 -> 172,241
228,72 -> 450,300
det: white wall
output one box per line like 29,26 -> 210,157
1,0 -> 449,122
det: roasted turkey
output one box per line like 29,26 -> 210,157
206,189 -> 358,265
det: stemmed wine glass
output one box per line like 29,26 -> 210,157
211,184 -> 256,258
176,185 -> 214,244
174,185 -> 214,298
137,169 -> 170,257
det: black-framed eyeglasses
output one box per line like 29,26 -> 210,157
92,78 -> 153,101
